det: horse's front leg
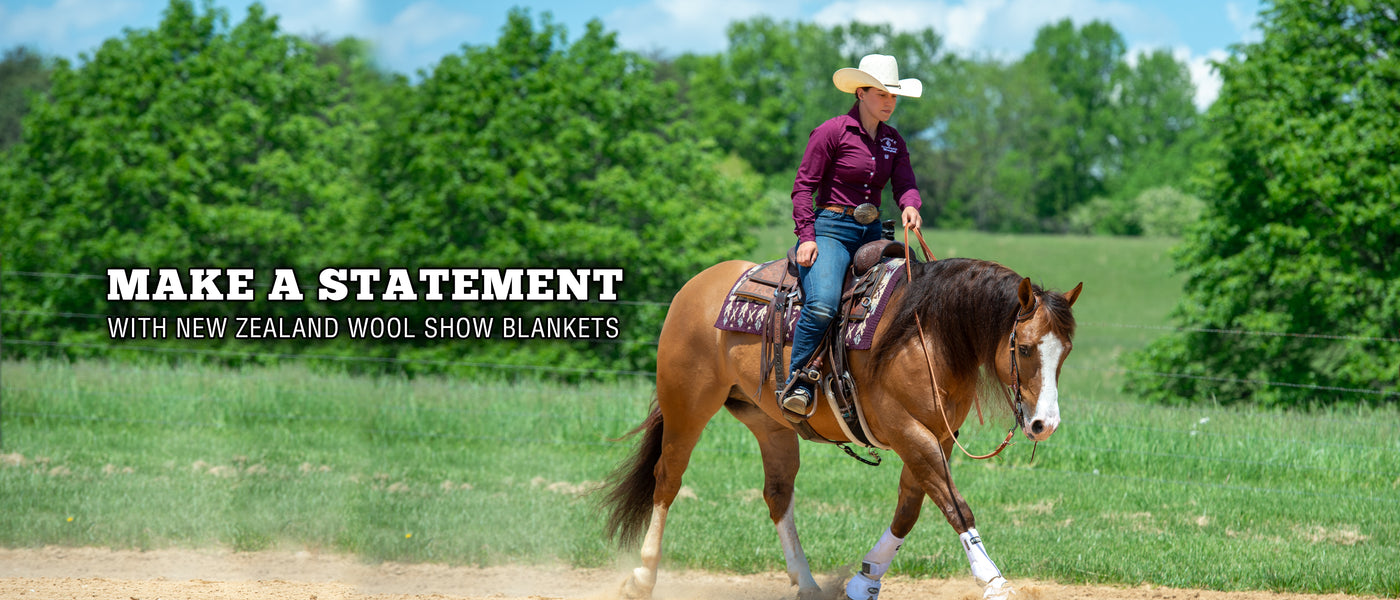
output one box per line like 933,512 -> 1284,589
920,433 -> 1012,599
843,463 -> 922,600
851,429 -> 1011,600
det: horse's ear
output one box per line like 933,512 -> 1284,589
1017,277 -> 1034,311
1064,282 -> 1083,307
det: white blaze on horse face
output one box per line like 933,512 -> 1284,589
1029,332 -> 1064,440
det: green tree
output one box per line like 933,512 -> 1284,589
921,20 -> 1201,234
1067,186 -> 1203,237
359,10 -> 761,374
668,18 -> 844,176
1,0 -> 374,348
917,56 -> 1055,232
1020,19 -> 1125,229
670,18 -> 947,180
1107,49 -> 1202,202
305,34 -> 410,131
0,46 -> 52,149
1133,186 -> 1203,238
1124,0 -> 1400,406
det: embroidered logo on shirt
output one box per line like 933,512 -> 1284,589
880,136 -> 898,155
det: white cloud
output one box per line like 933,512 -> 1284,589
377,2 -> 478,64
1121,43 -> 1229,111
809,0 -> 1232,109
257,0 -> 478,77
0,0 -> 141,57
605,0 -> 803,54
264,0 -> 373,38
1185,48 -> 1229,111
1225,1 -> 1262,44
810,0 -> 1157,58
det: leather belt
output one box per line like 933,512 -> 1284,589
819,203 -> 880,225
819,204 -> 857,216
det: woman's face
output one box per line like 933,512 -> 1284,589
858,87 -> 898,123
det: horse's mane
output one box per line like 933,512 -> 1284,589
869,258 -> 1077,381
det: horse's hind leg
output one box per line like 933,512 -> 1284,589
726,401 -> 821,599
621,376 -> 729,599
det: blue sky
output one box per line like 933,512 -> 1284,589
1,0 -> 1262,108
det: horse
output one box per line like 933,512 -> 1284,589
598,250 -> 1082,600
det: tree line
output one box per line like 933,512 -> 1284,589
1,2 -> 761,379
2,4 -> 1202,238
664,17 -> 1204,234
2,0 -> 1395,404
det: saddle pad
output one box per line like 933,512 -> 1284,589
714,257 -> 906,350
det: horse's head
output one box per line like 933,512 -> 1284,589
998,278 -> 1082,442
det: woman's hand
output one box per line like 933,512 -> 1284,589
901,206 -> 923,230
795,241 -> 818,267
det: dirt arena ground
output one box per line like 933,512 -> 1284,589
0,546 -> 1381,600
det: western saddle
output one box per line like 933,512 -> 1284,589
735,236 -> 917,449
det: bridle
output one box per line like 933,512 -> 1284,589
903,225 -> 1034,461
1006,300 -> 1038,434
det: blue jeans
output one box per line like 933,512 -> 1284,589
789,210 -> 882,381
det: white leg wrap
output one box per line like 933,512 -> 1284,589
861,528 -> 904,578
959,528 -> 1003,585
845,528 -> 903,600
844,571 -> 882,600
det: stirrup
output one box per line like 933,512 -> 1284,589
780,381 -> 814,422
782,386 -> 813,414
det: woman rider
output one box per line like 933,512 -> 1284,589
782,54 -> 924,419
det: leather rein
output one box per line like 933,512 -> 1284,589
902,225 -> 1034,460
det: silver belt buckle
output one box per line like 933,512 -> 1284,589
853,203 -> 879,225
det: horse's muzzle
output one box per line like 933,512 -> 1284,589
1027,417 -> 1057,441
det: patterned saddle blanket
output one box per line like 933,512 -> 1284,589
713,255 -> 906,350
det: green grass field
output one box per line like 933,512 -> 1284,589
2,230 -> 1397,597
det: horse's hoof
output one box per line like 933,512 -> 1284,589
983,577 -> 1015,600
619,575 -> 652,600
797,586 -> 825,600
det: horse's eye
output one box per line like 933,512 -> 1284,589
1018,345 -> 1033,358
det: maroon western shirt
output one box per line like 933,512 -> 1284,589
791,103 -> 922,243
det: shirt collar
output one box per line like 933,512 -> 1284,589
842,101 -> 886,137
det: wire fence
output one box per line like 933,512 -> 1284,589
7,394 -> 1397,470
7,267 -> 1400,342
3,268 -> 1399,407
5,384 -> 1397,507
3,264 -> 1397,600
3,268 -> 1399,505
6,332 -> 1398,399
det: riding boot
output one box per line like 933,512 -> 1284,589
781,372 -> 816,419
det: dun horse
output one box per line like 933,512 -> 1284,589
599,249 -> 1082,600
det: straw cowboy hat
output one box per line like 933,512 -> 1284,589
833,54 -> 923,98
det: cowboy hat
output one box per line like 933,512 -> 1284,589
833,54 -> 923,98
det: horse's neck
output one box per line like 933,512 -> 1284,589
933,299 -> 1009,375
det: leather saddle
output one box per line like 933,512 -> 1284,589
739,238 -> 916,449
732,238 -> 909,311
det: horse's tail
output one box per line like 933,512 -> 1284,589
599,401 -> 664,549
